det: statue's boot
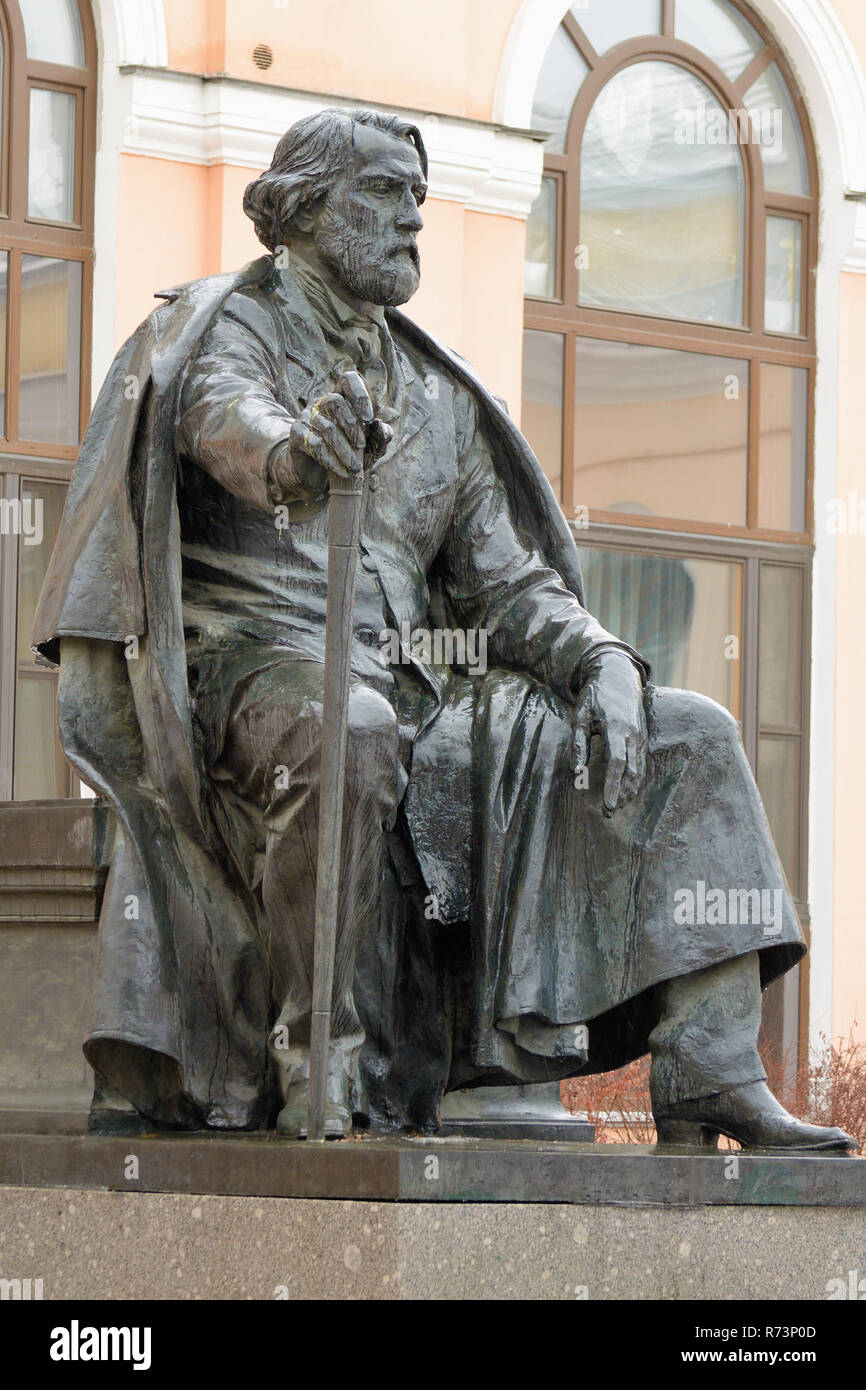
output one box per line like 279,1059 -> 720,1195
655,1080 -> 855,1151
276,1090 -> 352,1139
275,1057 -> 353,1139
649,954 -> 856,1152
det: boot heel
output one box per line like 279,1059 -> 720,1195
656,1117 -> 719,1148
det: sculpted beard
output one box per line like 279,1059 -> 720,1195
313,198 -> 421,306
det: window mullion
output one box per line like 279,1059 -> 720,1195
743,554 -> 760,770
747,358 -> 761,529
563,332 -> 575,517
0,471 -> 20,799
735,47 -> 773,98
6,245 -> 20,442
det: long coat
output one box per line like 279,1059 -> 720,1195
32,255 -> 804,1130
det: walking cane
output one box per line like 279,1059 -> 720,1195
307,413 -> 392,1142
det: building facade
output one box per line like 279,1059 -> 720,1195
1,0 -> 865,1114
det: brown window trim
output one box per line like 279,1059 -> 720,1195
1,0 -> 96,460
0,2 -> 96,803
526,1 -> 818,545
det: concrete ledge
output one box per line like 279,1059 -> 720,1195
0,800 -> 109,922
0,1109 -> 88,1136
1,1131 -> 864,1207
1,1186 -> 865,1299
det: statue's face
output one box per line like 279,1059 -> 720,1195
310,126 -> 426,306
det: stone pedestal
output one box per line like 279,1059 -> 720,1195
438,1081 -> 594,1141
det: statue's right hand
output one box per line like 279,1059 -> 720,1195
288,370 -> 374,485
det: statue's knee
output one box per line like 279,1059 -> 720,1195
652,687 -> 741,753
344,686 -> 399,795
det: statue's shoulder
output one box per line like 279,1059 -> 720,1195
188,257 -> 313,356
151,255 -> 273,309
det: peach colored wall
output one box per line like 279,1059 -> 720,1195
403,197 -> 466,347
829,0 -> 866,71
114,156 -> 209,344
833,270 -> 866,1047
206,164 -> 263,273
163,0 -> 519,121
463,212 -> 526,417
164,0 -> 227,73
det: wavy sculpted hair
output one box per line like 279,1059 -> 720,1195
243,108 -> 429,252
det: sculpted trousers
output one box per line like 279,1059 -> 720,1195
213,657 -> 402,1107
648,952 -> 766,1109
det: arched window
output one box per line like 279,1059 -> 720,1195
0,0 -> 95,800
522,0 -> 816,1049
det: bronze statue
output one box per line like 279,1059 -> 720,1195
32,109 -> 853,1151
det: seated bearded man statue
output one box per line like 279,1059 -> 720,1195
32,108 -> 853,1152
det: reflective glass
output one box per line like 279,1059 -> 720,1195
579,546 -> 743,716
19,256 -> 82,445
15,480 -> 68,664
28,88 -> 76,223
573,337 -> 749,525
13,677 -> 60,799
744,63 -> 809,196
758,364 -> 807,531
765,216 -> 802,335
522,330 -> 564,499
580,62 -> 744,324
19,0 -> 85,67
758,565 -> 803,729
13,480 -> 69,801
0,251 -> 7,435
757,735 -> 800,888
525,177 -> 557,298
531,25 -> 589,152
570,0 -> 661,54
675,0 -> 765,82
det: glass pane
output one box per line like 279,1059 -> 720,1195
757,735 -> 800,888
525,177 -> 557,298
581,63 -> 744,325
15,479 -> 67,661
13,479 -> 69,801
570,0 -> 661,54
579,547 -> 743,715
531,25 -> 589,153
573,338 -> 749,526
744,63 -> 809,196
19,256 -> 82,445
675,0 -> 765,82
19,0 -> 85,67
13,676 -> 62,799
765,216 -> 802,334
0,251 -> 7,435
758,364 -> 807,531
28,88 -> 76,223
759,565 -> 803,729
522,330 -> 564,499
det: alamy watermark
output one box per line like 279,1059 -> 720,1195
0,1276 -> 43,1300
379,621 -> 488,675
0,496 -> 43,546
673,880 -> 783,937
674,101 -> 783,158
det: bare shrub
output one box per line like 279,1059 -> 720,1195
561,1025 -> 866,1153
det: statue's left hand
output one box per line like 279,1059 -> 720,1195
572,651 -> 647,817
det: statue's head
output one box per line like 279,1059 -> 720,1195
244,108 -> 428,307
